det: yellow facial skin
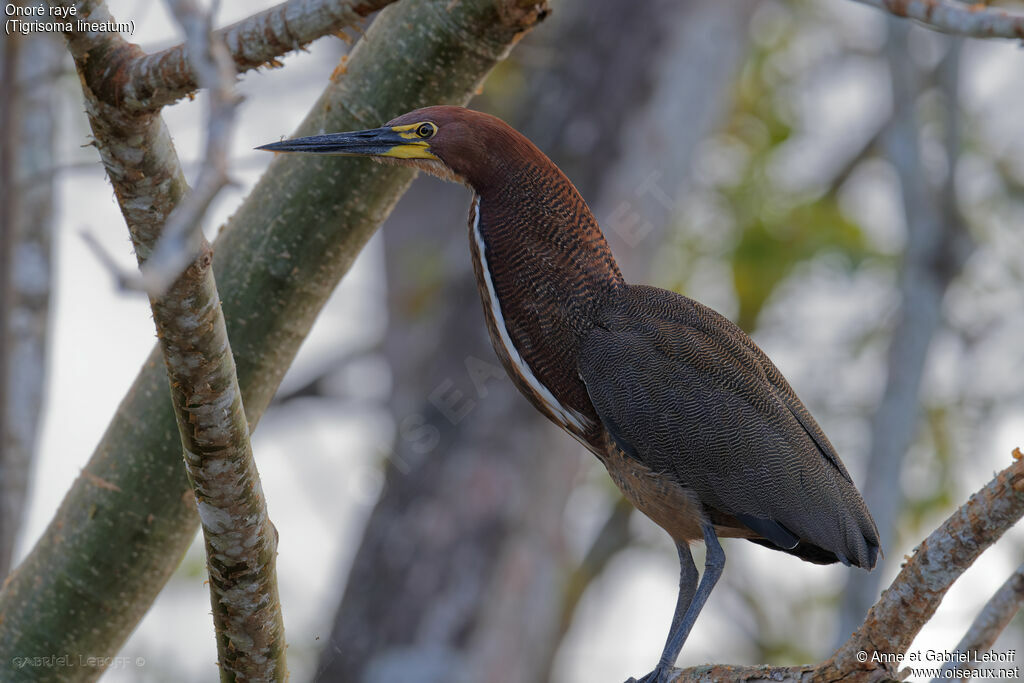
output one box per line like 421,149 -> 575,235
382,122 -> 439,160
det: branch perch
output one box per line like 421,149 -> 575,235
848,0 -> 1024,39
0,0 -> 550,679
830,451 -> 1024,674
152,0 -> 286,679
935,561 -> 1024,680
136,0 -> 240,296
662,452 -> 1024,682
122,0 -> 399,110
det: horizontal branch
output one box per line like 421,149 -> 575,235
121,0 -> 398,110
848,0 -> 1024,39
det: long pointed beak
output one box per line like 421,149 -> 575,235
256,127 -> 434,160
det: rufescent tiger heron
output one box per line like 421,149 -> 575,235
259,106 -> 880,682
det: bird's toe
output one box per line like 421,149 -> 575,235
627,667 -> 673,683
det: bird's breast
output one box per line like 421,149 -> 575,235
467,195 -> 601,446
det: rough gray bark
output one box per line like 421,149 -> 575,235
12,0 -> 288,677
0,1 -> 549,680
159,243 -> 287,682
838,20 -> 973,639
0,1 -> 62,578
120,0 -> 400,111
316,2 -> 756,681
133,1 -> 287,677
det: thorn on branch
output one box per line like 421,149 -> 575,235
135,0 -> 240,297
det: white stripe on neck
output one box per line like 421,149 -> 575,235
471,195 -> 590,432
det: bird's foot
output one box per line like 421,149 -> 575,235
625,666 -> 674,683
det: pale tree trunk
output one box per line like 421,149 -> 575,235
838,19 -> 973,639
316,2 -> 756,682
589,1 -> 758,281
0,1 -> 63,577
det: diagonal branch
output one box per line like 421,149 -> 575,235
121,0 -> 399,111
134,0 -> 240,296
829,451 -> 1024,676
83,0 -> 248,296
150,0 -> 286,679
0,0 -> 550,679
662,451 -> 1024,682
848,0 -> 1024,39
935,560 -> 1024,681
42,0 -> 288,676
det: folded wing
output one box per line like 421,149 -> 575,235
579,284 -> 879,569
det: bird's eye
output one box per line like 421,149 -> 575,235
416,123 -> 435,138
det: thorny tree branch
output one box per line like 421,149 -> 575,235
660,451 -> 1024,683
134,0 -> 240,297
37,0 -> 393,112
83,0 -> 242,296
2,0 -> 552,678
829,451 -> 1024,675
935,559 -> 1024,681
154,1 -> 287,680
42,0 -> 287,677
89,0 -> 390,295
121,0 -> 398,111
848,0 -> 1024,39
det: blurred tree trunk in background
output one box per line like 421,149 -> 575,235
837,19 -> 972,639
316,177 -> 577,683
316,2 -> 755,681
0,5 -> 62,576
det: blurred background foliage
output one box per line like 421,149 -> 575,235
720,35 -> 875,334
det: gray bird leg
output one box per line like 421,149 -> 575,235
663,540 -> 699,651
633,523 -> 725,683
